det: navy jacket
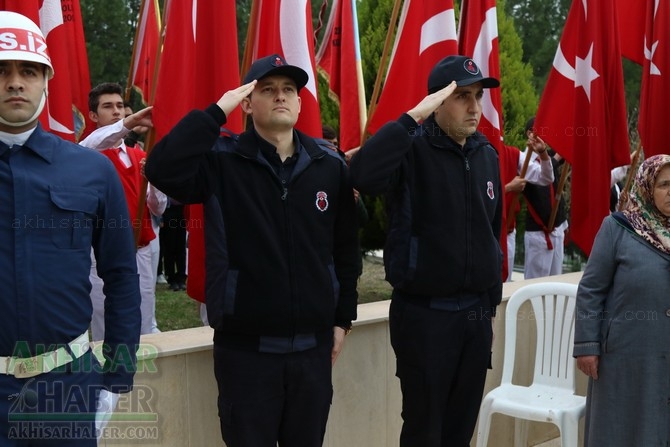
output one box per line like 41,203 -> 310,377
350,114 -> 503,312
146,105 -> 359,345
0,124 -> 141,392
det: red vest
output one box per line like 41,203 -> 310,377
501,145 -> 522,232
101,145 -> 155,247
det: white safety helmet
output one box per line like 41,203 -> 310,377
0,11 -> 53,127
0,11 -> 54,79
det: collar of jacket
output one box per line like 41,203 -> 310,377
236,128 -> 328,161
422,116 -> 493,153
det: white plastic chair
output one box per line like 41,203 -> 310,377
476,282 -> 586,447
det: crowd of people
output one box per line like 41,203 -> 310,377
0,10 -> 661,447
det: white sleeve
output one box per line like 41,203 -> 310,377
95,389 -> 120,438
79,120 -> 129,150
610,165 -> 628,187
520,149 -> 554,185
146,184 -> 168,216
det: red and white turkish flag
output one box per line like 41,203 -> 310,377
153,0 -> 243,303
244,0 -> 322,137
458,0 -> 503,154
129,0 -> 161,105
637,0 -> 668,157
316,0 -> 367,151
365,0 -> 457,135
536,0 -> 630,255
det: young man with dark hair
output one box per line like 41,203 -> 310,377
80,82 -> 166,338
145,54 -> 359,446
350,55 -> 503,446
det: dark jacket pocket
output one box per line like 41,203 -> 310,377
49,186 -> 98,249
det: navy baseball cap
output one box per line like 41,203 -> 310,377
242,54 -> 308,91
427,55 -> 500,93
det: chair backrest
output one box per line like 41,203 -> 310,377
501,282 -> 579,391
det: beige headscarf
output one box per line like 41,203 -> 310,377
622,154 -> 670,255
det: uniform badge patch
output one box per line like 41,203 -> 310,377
463,58 -> 480,75
315,191 -> 329,211
486,181 -> 495,200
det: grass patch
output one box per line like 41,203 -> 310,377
155,255 -> 392,332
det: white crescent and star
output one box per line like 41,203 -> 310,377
552,0 -> 600,102
470,7 -> 501,132
644,0 -> 661,76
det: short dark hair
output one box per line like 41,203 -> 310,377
88,82 -> 124,113
524,117 -> 535,136
322,124 -> 338,141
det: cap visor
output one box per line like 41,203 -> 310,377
261,66 -> 308,90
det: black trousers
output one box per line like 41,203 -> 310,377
213,341 -> 333,447
160,205 -> 186,284
389,292 -> 493,447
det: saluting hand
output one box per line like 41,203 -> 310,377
216,80 -> 258,117
406,81 -> 457,123
123,106 -> 153,134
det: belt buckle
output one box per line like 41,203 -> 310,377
11,356 -> 43,379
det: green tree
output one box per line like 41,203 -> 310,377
496,0 -> 538,148
81,0 -> 139,89
503,0 -> 570,90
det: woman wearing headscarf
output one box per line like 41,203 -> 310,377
574,154 -> 670,446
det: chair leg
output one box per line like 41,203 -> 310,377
475,399 -> 494,447
557,416 -> 579,447
514,418 -> 528,447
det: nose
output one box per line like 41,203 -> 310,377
6,70 -> 24,92
466,95 -> 481,112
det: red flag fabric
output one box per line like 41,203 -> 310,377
366,0 -> 457,135
535,0 -> 630,255
616,0 -> 645,64
129,0 -> 161,105
458,0 -> 503,153
1,0 -> 92,141
246,0 -> 322,137
637,0 -> 669,157
458,0 -> 507,278
152,0 -> 242,303
316,0 -> 366,151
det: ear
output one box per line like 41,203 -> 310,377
89,110 -> 99,123
296,95 -> 301,114
240,97 -> 252,115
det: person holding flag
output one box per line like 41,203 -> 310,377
145,54 -> 359,446
350,55 -> 502,446
0,11 -> 140,444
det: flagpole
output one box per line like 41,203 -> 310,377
363,0 -> 404,140
126,0 -> 149,102
241,0 -> 260,82
132,0 -> 169,247
616,141 -> 643,211
240,0 -> 261,131
505,148 -> 533,232
547,161 -> 570,232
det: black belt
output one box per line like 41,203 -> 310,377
397,290 -> 486,312
214,329 -> 332,354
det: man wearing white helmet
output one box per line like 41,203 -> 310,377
0,11 -> 141,445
